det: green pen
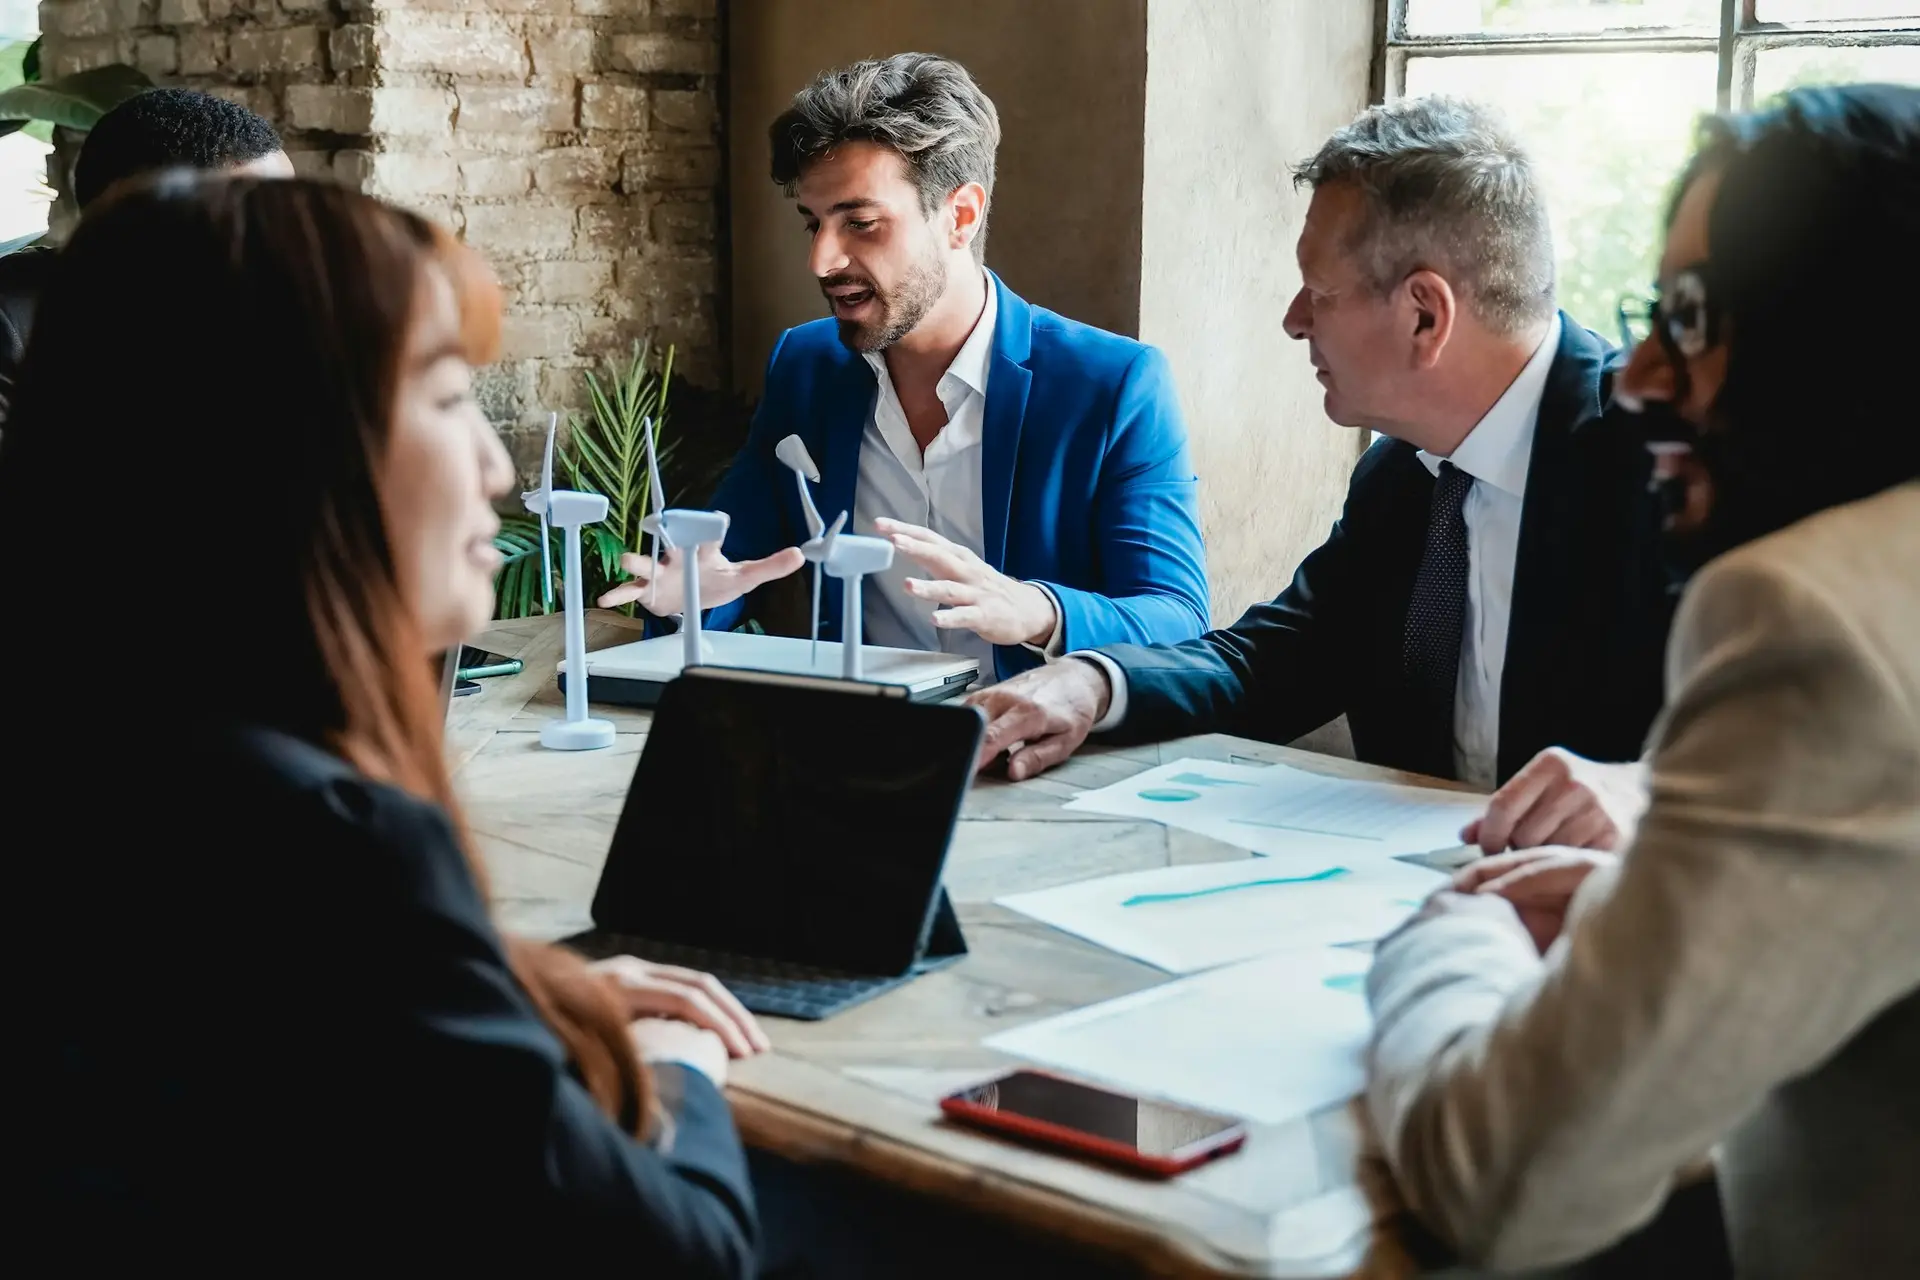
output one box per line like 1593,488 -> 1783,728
457,660 -> 524,681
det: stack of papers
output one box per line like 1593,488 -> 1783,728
976,757 -> 1483,1126
984,948 -> 1374,1126
1063,758 -> 1483,857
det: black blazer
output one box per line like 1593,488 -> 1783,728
28,723 -> 757,1269
1099,317 -> 1674,784
0,244 -> 55,428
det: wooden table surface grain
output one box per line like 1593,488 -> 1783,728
448,611 -> 1474,1279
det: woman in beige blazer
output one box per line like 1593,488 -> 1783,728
1365,84 -> 1920,1278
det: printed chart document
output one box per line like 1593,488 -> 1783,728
984,948 -> 1373,1126
1064,758 -> 1484,858
997,849 -> 1445,973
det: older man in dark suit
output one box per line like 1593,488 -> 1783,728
969,96 -> 1674,791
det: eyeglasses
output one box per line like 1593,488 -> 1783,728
1615,264 -> 1718,360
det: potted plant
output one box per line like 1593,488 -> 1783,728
494,340 -> 679,620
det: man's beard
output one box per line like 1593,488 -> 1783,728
1626,398 -> 1737,591
825,250 -> 947,353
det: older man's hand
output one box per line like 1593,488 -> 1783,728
1464,747 -> 1650,854
963,658 -> 1112,780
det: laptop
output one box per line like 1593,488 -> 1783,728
560,630 -> 979,708
566,665 -> 986,1020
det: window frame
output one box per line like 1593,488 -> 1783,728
1374,0 -> 1920,110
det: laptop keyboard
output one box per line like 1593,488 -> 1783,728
567,932 -> 907,1021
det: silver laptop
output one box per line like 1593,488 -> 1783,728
562,631 -> 979,707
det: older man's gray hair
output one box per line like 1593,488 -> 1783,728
1292,96 -> 1556,337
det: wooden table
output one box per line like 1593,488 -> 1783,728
448,611 -> 1467,1279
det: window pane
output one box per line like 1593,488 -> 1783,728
0,28 -> 49,246
0,1 -> 39,38
1757,1 -> 1920,21
1754,42 -> 1920,101
1407,0 -> 1719,37
1405,53 -> 1718,338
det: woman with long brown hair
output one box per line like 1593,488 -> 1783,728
6,174 -> 764,1266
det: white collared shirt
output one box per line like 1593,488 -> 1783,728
1413,311 -> 1560,787
854,280 -> 1000,666
1081,314 -> 1561,790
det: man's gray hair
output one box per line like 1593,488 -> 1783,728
771,53 -> 1001,261
1292,96 -> 1556,335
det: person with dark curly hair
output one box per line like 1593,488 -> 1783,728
0,87 -> 292,426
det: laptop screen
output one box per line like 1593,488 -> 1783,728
592,668 -> 985,975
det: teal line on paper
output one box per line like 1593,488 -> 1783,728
1322,973 -> 1366,993
1120,866 -> 1349,908
1166,771 -> 1257,787
1229,816 -> 1385,841
1137,788 -> 1202,802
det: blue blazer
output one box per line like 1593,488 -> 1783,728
706,272 -> 1211,679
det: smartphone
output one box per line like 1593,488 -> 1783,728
451,677 -> 482,697
939,1070 -> 1246,1178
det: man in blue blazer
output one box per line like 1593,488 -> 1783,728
598,53 -> 1209,680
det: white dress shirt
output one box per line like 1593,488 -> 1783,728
853,282 -> 1065,667
1081,314 -> 1561,789
855,282 -> 997,667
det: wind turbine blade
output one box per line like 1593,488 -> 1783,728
774,434 -> 821,482
821,510 -> 846,569
539,413 -> 557,613
540,510 -> 553,613
641,414 -> 666,611
810,562 -> 822,667
793,471 -> 824,540
542,411 -> 556,499
643,415 -> 666,523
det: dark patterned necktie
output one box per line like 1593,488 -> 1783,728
1403,461 -> 1474,767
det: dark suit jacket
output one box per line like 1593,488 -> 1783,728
1097,317 -> 1674,784
0,244 -> 56,428
27,723 -> 757,1269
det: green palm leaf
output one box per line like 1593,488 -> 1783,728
560,341 -> 676,612
498,340 -> 677,619
584,525 -> 627,586
492,515 -> 556,619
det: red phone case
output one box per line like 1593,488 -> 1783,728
939,1074 -> 1247,1178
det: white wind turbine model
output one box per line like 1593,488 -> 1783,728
774,433 -> 895,681
524,413 -> 616,751
775,434 -> 844,668
640,418 -> 729,671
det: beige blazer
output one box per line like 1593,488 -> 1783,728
1365,482 -> 1920,1277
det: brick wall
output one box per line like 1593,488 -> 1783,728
37,0 -> 725,467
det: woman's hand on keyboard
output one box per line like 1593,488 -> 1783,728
591,955 -> 771,1059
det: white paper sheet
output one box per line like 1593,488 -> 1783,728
984,948 -> 1373,1125
996,849 -> 1444,973
1064,758 -> 1485,858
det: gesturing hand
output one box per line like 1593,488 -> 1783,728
590,955 -> 771,1059
874,518 -> 1058,646
1452,847 -> 1619,953
1463,747 -> 1650,854
596,543 -> 804,617
963,658 -> 1111,780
